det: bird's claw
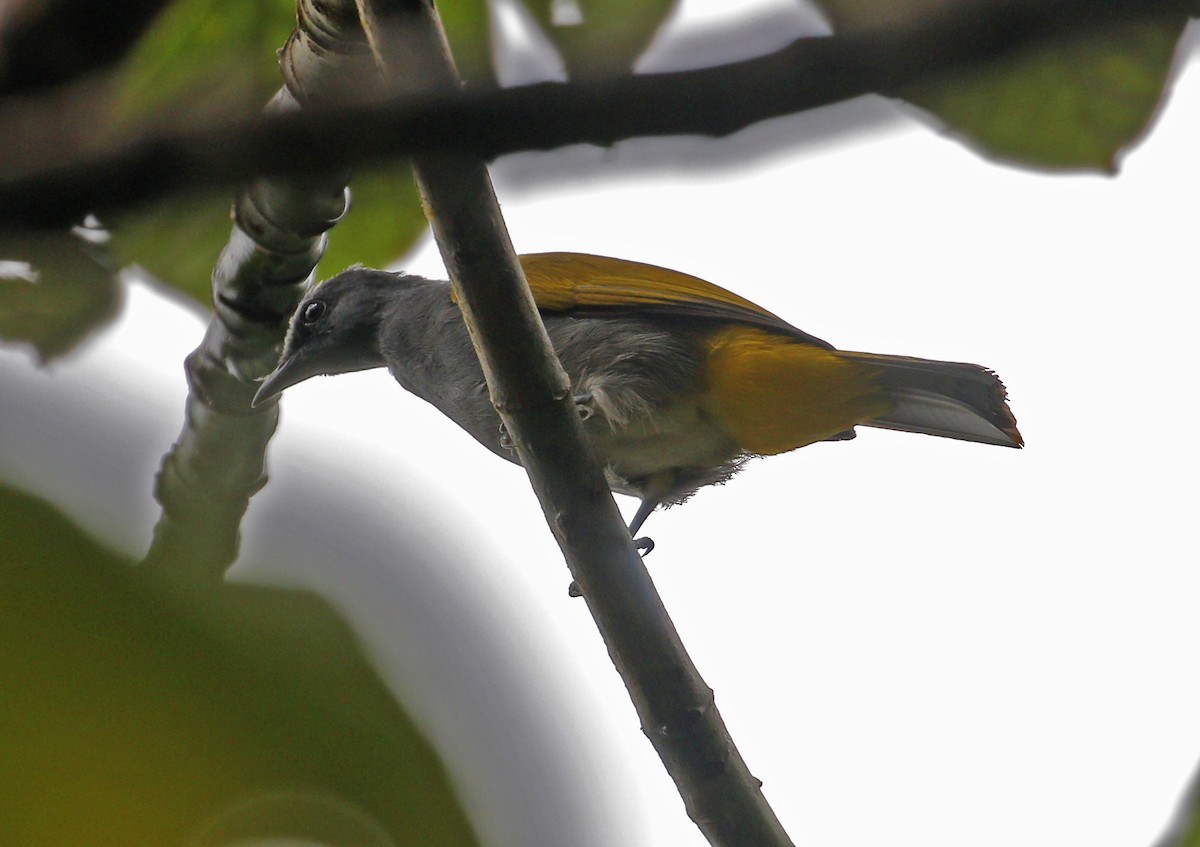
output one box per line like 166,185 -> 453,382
573,391 -> 595,421
570,535 -> 652,597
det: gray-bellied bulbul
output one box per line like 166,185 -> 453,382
254,252 -> 1021,538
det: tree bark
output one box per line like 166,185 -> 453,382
142,0 -> 372,581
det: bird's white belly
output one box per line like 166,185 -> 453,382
586,400 -> 738,490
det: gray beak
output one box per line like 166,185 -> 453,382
252,352 -> 306,407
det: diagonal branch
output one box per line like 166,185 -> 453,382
357,1 -> 794,844
0,0 -> 1195,228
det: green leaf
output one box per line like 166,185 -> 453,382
439,0 -> 498,86
109,166 -> 426,304
112,0 -> 296,129
0,482 -> 480,846
103,0 -> 427,299
0,229 -> 122,362
907,19 -> 1187,171
108,191 -> 235,304
103,0 -> 302,302
522,0 -> 680,78
811,0 -> 1188,171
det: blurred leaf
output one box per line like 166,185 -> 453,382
317,164 -> 429,281
0,0 -> 169,96
99,0 -> 448,298
440,0 -> 498,86
109,190 -> 234,303
906,19 -> 1186,171
0,228 -> 121,362
1156,759 -> 1200,847
0,482 -> 479,846
522,0 -> 679,78
111,0 -> 295,131
812,0 -> 1187,171
109,165 -> 426,304
102,0 -> 296,303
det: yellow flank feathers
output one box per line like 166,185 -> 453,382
703,327 -> 893,456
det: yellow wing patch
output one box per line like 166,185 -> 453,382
703,327 -> 893,456
517,253 -> 831,344
519,252 -> 769,313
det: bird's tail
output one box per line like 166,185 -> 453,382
836,352 -> 1023,448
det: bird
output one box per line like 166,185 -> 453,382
254,252 -> 1022,540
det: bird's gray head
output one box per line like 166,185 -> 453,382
252,267 -> 401,406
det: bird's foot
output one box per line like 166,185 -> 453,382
568,533 -> 654,595
573,391 -> 596,421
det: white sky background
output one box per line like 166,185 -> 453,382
3,1 -> 1198,846
295,1 -> 1200,844
389,1 -> 1200,845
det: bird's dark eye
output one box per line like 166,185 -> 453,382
301,300 -> 326,323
